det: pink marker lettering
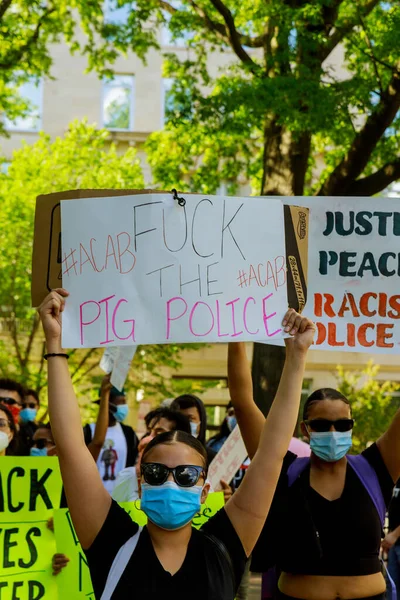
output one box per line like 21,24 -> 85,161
117,232 -> 136,274
89,238 -> 104,273
226,298 -> 243,338
262,294 -> 281,337
99,295 -> 116,345
216,300 -> 229,337
166,297 -> 188,340
189,302 -> 215,337
243,297 -> 259,335
112,298 -> 136,342
105,235 -> 119,271
80,300 -> 101,346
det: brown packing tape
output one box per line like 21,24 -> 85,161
31,189 -> 166,307
283,205 -> 309,313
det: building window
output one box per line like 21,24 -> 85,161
104,0 -> 134,24
102,75 -> 135,131
4,79 -> 42,132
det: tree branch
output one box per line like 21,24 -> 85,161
22,314 -> 40,369
70,348 -> 97,381
318,63 -> 400,196
320,0 -> 380,62
0,6 -> 56,70
208,0 -> 259,68
344,159 -> 400,196
0,0 -> 12,22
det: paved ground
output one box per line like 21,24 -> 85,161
247,574 -> 262,600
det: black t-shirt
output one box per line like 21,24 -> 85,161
252,443 -> 394,576
85,500 -> 247,600
388,479 -> 400,543
17,421 -> 38,456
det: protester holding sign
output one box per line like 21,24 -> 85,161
83,381 -> 139,494
228,343 -> 399,600
38,288 -> 314,599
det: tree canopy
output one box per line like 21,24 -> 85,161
0,121 -> 205,411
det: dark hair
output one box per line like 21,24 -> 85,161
0,403 -> 19,455
35,422 -> 54,443
170,394 -> 208,446
25,389 -> 40,404
146,407 -> 191,435
0,378 -> 25,403
208,416 -> 230,446
142,430 -> 208,470
303,388 -> 351,420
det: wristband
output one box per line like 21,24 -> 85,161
44,353 -> 69,360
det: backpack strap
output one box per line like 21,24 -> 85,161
347,455 -> 385,527
100,526 -> 142,600
287,457 -> 310,487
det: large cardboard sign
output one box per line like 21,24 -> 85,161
60,192 -> 289,347
295,197 -> 400,353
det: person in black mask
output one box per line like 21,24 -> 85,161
83,375 -> 138,494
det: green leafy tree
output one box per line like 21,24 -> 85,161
2,0 -> 400,413
0,120 -> 206,416
336,362 -> 400,453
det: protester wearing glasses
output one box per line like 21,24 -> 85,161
38,288 -> 315,600
0,404 -> 18,456
229,345 -> 398,600
0,377 -> 24,424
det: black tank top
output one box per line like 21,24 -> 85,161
252,443 -> 394,576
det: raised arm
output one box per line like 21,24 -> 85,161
225,309 -> 315,556
88,375 -> 111,462
377,409 -> 400,482
228,343 -> 264,459
38,289 -> 111,549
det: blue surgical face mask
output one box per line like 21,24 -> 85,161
30,447 -> 48,457
309,431 -> 352,462
112,404 -> 129,422
20,408 -> 37,424
226,416 -> 237,432
141,481 -> 202,530
190,421 -> 199,438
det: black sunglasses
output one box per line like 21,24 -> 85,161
141,463 -> 206,487
0,397 -> 19,406
33,439 -> 49,449
305,418 -> 354,433
22,402 -> 37,409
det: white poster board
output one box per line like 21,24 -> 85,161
61,193 -> 288,347
208,425 -> 248,491
100,346 -> 137,391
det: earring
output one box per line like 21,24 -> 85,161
134,498 -> 142,512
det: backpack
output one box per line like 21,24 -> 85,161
285,454 -> 396,600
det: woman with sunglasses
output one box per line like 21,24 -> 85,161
228,344 -> 398,600
38,288 -> 315,600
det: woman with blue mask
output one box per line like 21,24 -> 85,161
30,425 -> 57,457
38,289 -> 315,600
83,378 -> 139,495
229,346 -> 399,600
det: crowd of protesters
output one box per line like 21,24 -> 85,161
2,287 -> 400,600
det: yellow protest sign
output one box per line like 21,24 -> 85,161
0,457 -> 62,517
53,509 -> 94,600
54,492 -> 225,599
0,517 -> 58,600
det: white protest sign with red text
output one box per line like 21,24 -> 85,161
208,426 -> 248,491
294,196 -> 400,353
60,193 -> 288,347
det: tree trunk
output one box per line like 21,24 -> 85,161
252,342 -> 286,416
253,122 -> 311,415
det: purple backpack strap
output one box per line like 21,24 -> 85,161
287,457 -> 310,487
347,454 -> 385,527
